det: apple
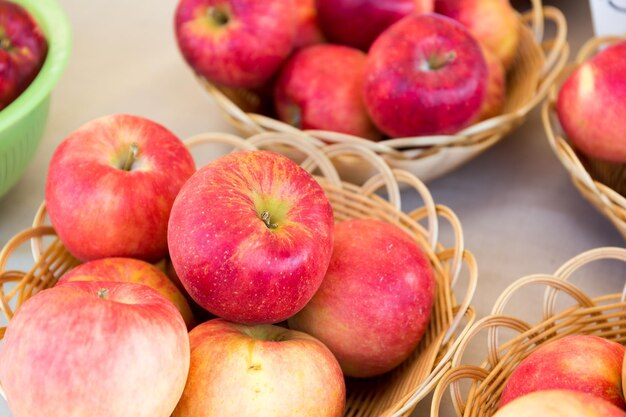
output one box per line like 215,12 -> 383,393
58,257 -> 196,329
174,0 -> 296,89
294,0 -> 325,49
499,335 -> 626,408
556,41 -> 626,164
168,150 -> 334,324
494,390 -> 626,417
173,318 -> 345,416
274,44 -> 381,140
436,0 -> 520,70
315,0 -> 434,51
0,281 -> 190,417
623,351 -> 626,401
288,218 -> 436,377
477,45 -> 506,121
0,0 -> 48,110
363,13 -> 487,137
45,114 -> 196,262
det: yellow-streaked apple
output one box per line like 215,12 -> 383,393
172,318 -> 345,417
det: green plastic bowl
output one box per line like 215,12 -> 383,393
0,0 -> 71,198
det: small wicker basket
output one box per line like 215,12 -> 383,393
198,0 -> 568,184
429,247 -> 626,417
0,132 -> 477,417
542,35 -> 626,241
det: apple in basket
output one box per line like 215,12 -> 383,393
436,0 -> 520,70
556,41 -> 626,164
363,13 -> 488,138
315,0 -> 434,51
0,281 -> 190,417
289,218 -> 436,377
478,45 -> 506,121
623,353 -> 626,400
172,318 -> 345,417
58,257 -> 196,329
493,390 -> 626,417
167,150 -> 334,324
274,44 -> 381,140
0,0 -> 48,110
45,114 -> 196,262
174,0 -> 296,89
294,0 -> 325,49
499,335 -> 626,408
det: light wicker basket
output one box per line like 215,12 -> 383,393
198,0 -> 568,184
429,247 -> 626,417
0,132 -> 477,417
542,35 -> 626,241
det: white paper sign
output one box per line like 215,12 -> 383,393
589,0 -> 626,36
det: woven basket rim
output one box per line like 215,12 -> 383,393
0,131 -> 478,417
429,246 -> 626,417
199,2 -> 569,166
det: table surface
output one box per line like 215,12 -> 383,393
0,1 -> 624,416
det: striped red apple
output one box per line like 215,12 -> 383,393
168,150 -> 334,324
500,335 -> 626,408
45,114 -> 195,262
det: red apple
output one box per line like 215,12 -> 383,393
494,390 -> 626,417
0,281 -> 190,417
363,13 -> 487,137
172,318 -> 345,416
436,0 -> 520,70
58,257 -> 196,329
556,41 -> 626,163
168,150 -> 334,324
174,0 -> 296,89
0,0 -> 48,110
315,0 -> 434,51
288,218 -> 436,377
294,0 -> 325,49
623,351 -> 626,401
477,45 -> 506,121
500,335 -> 626,408
45,114 -> 196,262
274,44 -> 380,140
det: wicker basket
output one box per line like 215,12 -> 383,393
429,247 -> 626,417
542,35 -> 626,241
0,132 -> 477,417
197,0 -> 568,184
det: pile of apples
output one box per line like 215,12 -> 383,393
174,0 -> 520,139
0,114 -> 437,416
493,334 -> 626,417
0,0 -> 48,111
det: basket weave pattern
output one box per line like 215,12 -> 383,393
200,1 -> 568,183
0,132 -> 477,417
429,247 -> 626,417
543,35 -> 626,241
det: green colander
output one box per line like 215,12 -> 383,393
0,0 -> 71,198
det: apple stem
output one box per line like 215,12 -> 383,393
260,211 -> 278,229
97,288 -> 108,300
422,51 -> 457,71
121,143 -> 139,171
207,7 -> 230,26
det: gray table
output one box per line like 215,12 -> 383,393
0,1 -> 623,416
